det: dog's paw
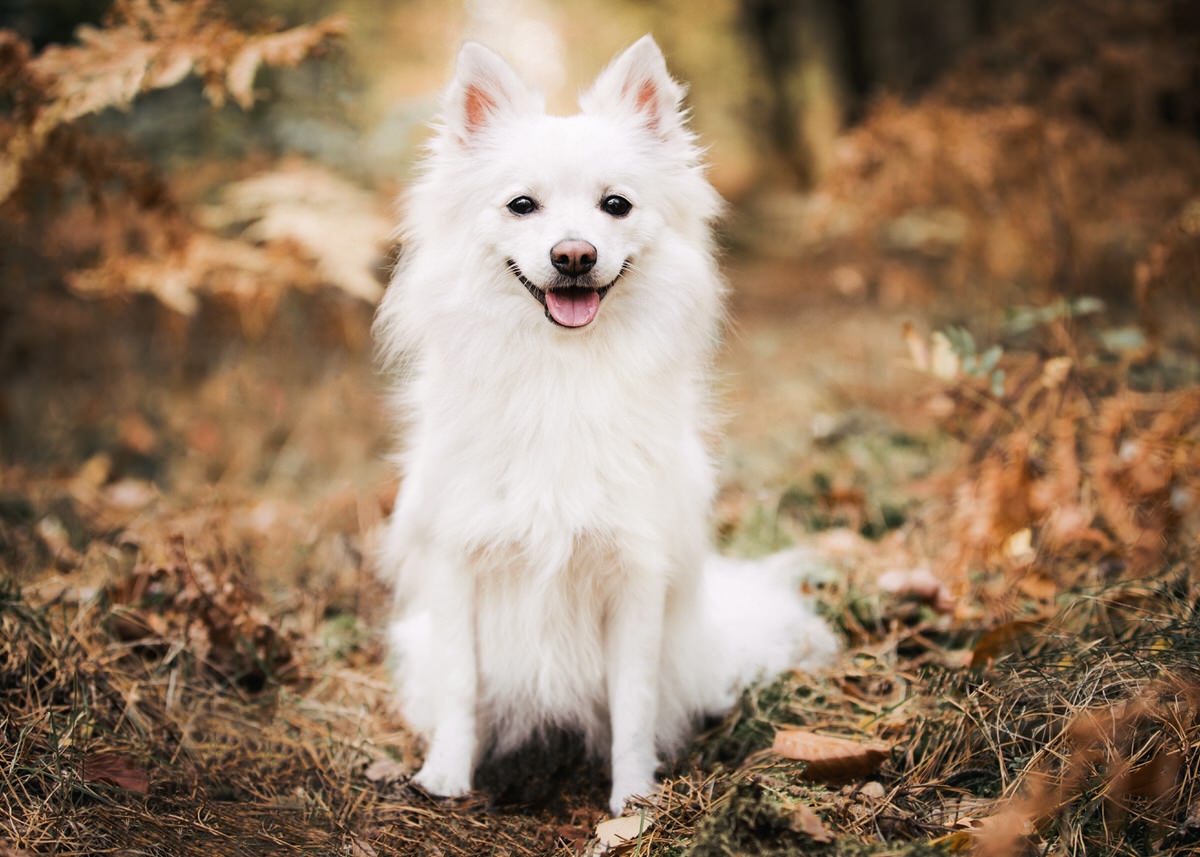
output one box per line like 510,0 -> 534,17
412,726 -> 475,799
608,774 -> 658,817
412,763 -> 472,799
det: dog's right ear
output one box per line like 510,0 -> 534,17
581,35 -> 686,145
442,42 -> 541,145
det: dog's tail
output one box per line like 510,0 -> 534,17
709,547 -> 839,678
662,548 -> 840,729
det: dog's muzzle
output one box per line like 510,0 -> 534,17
507,260 -> 628,328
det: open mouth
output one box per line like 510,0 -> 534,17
507,260 -> 627,328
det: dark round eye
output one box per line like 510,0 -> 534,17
601,195 -> 632,218
506,196 -> 538,216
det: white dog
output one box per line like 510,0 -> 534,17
374,35 -> 838,816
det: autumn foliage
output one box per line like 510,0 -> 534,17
0,0 -> 345,203
0,0 -> 367,320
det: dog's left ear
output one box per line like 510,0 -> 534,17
582,35 -> 686,142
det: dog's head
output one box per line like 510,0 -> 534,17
412,36 -> 720,331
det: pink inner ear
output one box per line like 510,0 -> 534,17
626,78 -> 660,132
464,84 -> 497,134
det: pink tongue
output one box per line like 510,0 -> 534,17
545,288 -> 600,327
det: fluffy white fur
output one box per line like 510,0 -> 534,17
374,35 -> 838,816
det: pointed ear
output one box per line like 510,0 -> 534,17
443,42 -> 541,144
581,35 -> 686,141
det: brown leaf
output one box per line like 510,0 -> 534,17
771,729 -> 890,780
555,824 -> 590,851
118,412 -> 158,455
787,802 -> 834,842
81,751 -> 149,793
1013,570 -> 1057,603
35,515 -> 79,567
226,17 -> 347,110
970,619 -> 1043,669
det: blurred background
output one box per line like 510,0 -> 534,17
4,0 -> 1055,195
2,0 -> 1199,593
4,5 -> 1200,854
2,0 -> 1200,547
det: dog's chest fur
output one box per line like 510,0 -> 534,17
470,535 -> 619,753
402,323 -> 714,555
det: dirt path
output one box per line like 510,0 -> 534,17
719,260 -> 931,493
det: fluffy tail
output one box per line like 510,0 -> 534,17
706,548 -> 839,680
662,547 -> 840,733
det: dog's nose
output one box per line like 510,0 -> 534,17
550,240 -> 597,277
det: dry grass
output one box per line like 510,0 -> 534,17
6,504 -> 1200,856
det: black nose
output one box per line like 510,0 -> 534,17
550,240 -> 597,277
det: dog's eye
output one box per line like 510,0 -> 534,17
506,196 -> 538,216
601,195 -> 632,218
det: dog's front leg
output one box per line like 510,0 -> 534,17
605,567 -> 667,816
411,545 -> 478,798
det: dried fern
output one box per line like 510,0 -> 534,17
0,0 -> 345,205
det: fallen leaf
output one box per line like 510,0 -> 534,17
35,515 -> 79,566
859,780 -> 887,800
787,802 -> 834,842
1014,570 -> 1057,602
1125,750 -> 1182,799
929,331 -> 961,379
970,619 -> 1043,668
118,412 -> 158,454
771,729 -> 890,780
105,479 -> 158,511
1001,528 -> 1034,564
74,452 -> 113,489
556,824 -> 591,851
82,751 -> 150,793
591,813 -> 652,854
